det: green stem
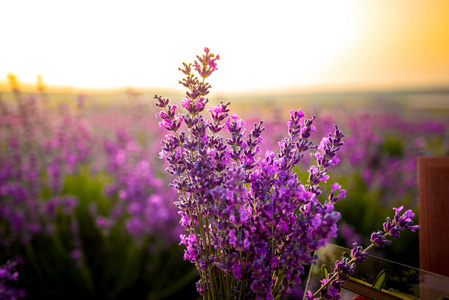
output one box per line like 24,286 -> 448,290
200,268 -> 211,300
272,270 -> 285,299
312,239 -> 383,299
238,251 -> 247,300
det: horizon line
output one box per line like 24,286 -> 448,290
0,80 -> 448,96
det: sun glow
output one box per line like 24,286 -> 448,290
1,0 -> 448,93
205,1 -> 358,92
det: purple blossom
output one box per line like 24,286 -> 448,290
304,290 -> 318,300
0,260 -> 26,299
382,206 -> 419,239
335,257 -> 355,277
96,216 -> 112,228
350,242 -> 367,263
156,48 -> 347,299
370,231 -> 392,248
70,249 -> 82,260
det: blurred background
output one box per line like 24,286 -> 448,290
1,0 -> 448,299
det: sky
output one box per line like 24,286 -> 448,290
1,0 -> 449,93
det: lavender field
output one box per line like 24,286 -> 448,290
1,87 -> 448,299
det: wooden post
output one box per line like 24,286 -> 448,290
418,157 -> 449,277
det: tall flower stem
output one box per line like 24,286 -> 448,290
312,233 -> 395,299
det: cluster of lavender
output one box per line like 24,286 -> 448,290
254,109 -> 445,252
342,112 -> 447,202
258,109 -> 448,205
306,205 -> 418,299
0,85 -> 92,247
0,113 -> 90,248
0,87 -> 189,297
0,260 -> 25,299
0,94 -> 180,247
316,112 -> 444,252
98,127 -> 181,242
156,48 -> 348,299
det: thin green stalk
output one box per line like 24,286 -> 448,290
218,265 -> 226,300
272,270 -> 285,299
196,208 -> 219,300
200,268 -> 211,300
229,272 -> 234,299
210,266 -> 220,300
313,241 -> 378,299
206,219 -> 225,299
196,207 -> 210,259
238,251 -> 246,300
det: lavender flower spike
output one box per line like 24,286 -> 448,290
370,231 -> 392,248
312,207 -> 418,299
350,242 -> 367,263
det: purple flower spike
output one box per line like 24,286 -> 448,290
335,257 -> 355,277
383,206 -> 419,239
392,206 -> 419,232
370,231 -> 392,248
196,280 -> 204,295
350,242 -> 367,263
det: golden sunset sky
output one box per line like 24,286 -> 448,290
1,0 -> 449,93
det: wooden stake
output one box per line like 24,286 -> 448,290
418,157 -> 449,277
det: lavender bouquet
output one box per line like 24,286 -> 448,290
155,48 -> 418,300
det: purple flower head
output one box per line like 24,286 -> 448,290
318,137 -> 329,152
383,206 -> 419,239
96,216 -> 112,229
231,259 -> 242,279
392,206 -> 419,232
180,234 -> 200,263
287,109 -> 305,137
209,60 -> 217,69
70,249 -> 82,259
181,98 -> 191,108
329,182 -> 346,203
304,290 -> 319,300
196,280 -> 204,295
318,276 -> 342,300
208,104 -> 223,115
350,242 -> 367,263
327,286 -> 341,300
226,114 -> 246,134
370,231 -> 391,248
330,182 -> 340,193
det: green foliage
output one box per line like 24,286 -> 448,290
11,166 -> 198,299
381,135 -> 404,157
425,136 -> 449,156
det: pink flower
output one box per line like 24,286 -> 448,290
330,182 -> 341,193
208,105 -> 223,114
209,60 -> 217,68
181,98 -> 191,108
71,249 -> 82,259
96,216 -> 112,228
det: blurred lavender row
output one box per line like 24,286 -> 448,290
0,93 -> 193,298
0,89 -> 447,297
